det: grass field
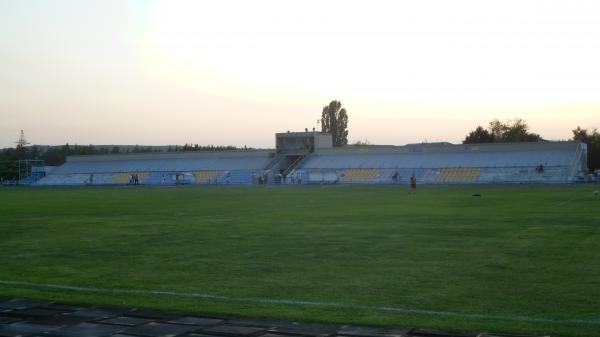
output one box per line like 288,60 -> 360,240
0,185 -> 599,337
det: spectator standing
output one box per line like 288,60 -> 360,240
409,174 -> 417,194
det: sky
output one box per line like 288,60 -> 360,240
1,0 -> 599,148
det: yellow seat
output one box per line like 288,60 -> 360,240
437,168 -> 481,183
341,169 -> 379,183
193,171 -> 220,184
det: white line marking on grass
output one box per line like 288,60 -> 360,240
554,194 -> 581,207
1,279 -> 598,326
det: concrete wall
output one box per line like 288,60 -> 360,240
315,134 -> 333,149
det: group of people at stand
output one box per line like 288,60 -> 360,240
129,173 -> 140,185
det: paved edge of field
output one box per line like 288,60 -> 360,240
0,297 -> 551,337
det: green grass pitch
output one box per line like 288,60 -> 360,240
0,185 -> 599,336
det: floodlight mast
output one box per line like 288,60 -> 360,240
14,130 -> 44,184
15,130 -> 30,148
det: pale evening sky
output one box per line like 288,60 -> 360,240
1,0 -> 599,148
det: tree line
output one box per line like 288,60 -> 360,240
463,119 -> 599,170
463,119 -> 542,143
1,144 -> 105,180
0,138 -> 244,180
571,127 -> 600,170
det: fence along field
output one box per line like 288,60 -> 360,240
0,185 -> 598,337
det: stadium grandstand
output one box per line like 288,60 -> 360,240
35,150 -> 276,186
33,131 -> 588,186
295,141 -> 587,185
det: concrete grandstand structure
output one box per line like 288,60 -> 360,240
295,141 -> 587,185
34,132 -> 587,186
35,150 -> 276,186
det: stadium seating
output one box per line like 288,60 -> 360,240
297,142 -> 586,185
340,169 -> 380,183
306,171 -> 339,184
143,172 -> 170,185
35,174 -> 90,185
34,141 -> 586,186
193,171 -> 221,184
35,151 -> 272,186
227,170 -> 255,184
436,168 -> 480,183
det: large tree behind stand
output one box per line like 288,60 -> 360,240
321,100 -> 348,147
